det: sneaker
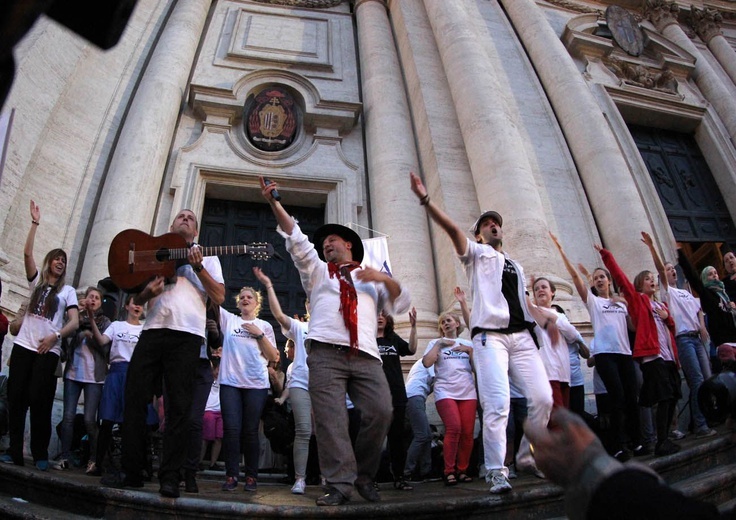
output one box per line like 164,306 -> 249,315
696,428 -> 717,438
53,458 -> 70,470
655,439 -> 681,456
35,460 -> 49,471
86,461 -> 102,476
489,470 -> 512,494
669,429 -> 686,440
243,476 -> 257,492
613,449 -> 632,462
507,463 -> 517,480
632,444 -> 652,457
221,476 -> 238,491
0,454 -> 15,464
291,477 -> 306,495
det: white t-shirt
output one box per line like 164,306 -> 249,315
425,337 -> 477,401
65,335 -> 97,383
535,311 -> 580,384
283,319 -> 309,392
651,300 -> 675,362
104,320 -> 143,364
218,309 -> 276,389
279,223 -> 411,360
405,358 -> 435,399
15,274 -> 78,357
143,255 -> 224,338
586,290 -> 631,356
205,379 -> 220,412
569,342 -> 585,387
661,285 -> 701,335
459,239 -> 534,332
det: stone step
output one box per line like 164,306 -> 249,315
0,430 -> 733,519
0,490 -> 97,520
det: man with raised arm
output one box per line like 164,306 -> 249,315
103,209 -> 225,498
260,177 -> 411,506
409,172 -> 553,494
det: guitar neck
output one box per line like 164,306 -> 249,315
169,245 -> 250,259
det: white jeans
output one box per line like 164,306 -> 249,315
472,330 -> 553,478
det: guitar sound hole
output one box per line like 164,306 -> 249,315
156,248 -> 171,262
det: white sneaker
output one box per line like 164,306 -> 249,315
669,430 -> 686,440
291,478 -> 306,495
489,470 -> 512,494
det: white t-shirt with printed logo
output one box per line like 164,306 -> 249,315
586,290 -> 631,356
103,320 -> 144,364
425,337 -> 477,401
15,274 -> 78,357
218,309 -> 276,389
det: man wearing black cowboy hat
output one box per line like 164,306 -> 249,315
410,172 -> 554,495
260,177 -> 411,506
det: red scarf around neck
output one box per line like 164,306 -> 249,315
328,261 -> 361,353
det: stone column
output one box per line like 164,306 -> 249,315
646,1 -> 736,145
79,0 -> 213,286
690,6 -> 736,88
422,0 -> 554,265
498,0 -> 669,270
355,0 -> 439,333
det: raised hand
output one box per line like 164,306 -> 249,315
641,231 -> 653,247
409,171 -> 427,200
30,200 -> 40,222
409,307 -> 417,327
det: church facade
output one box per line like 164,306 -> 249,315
1,0 -> 735,359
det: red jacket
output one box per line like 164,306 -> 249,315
600,248 -> 679,365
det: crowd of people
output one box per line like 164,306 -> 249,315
0,173 -> 734,515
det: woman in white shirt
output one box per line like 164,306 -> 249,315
423,312 -> 477,486
86,294 -> 144,474
2,201 -> 79,470
218,286 -> 278,493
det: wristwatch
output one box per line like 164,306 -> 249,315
55,332 -> 62,341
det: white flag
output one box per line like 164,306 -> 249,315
361,237 -> 393,277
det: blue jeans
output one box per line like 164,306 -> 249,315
220,385 -> 268,479
676,335 -> 710,431
61,378 -> 103,462
404,395 -> 432,478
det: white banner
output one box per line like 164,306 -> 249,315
361,236 -> 393,277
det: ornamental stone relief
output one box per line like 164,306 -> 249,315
603,56 -> 678,93
251,0 -> 344,7
689,7 -> 723,43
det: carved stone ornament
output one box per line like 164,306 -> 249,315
541,0 -> 603,15
603,56 -> 678,94
644,0 -> 680,30
244,87 -> 299,152
251,0 -> 344,7
690,6 -> 723,43
606,6 -> 646,56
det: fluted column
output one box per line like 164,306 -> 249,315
355,0 -> 439,332
646,1 -> 736,145
422,0 -> 554,265
690,6 -> 736,88
499,0 -> 671,269
80,0 -> 213,286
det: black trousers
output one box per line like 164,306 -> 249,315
121,329 -> 201,485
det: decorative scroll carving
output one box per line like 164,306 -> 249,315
689,6 -> 723,43
251,0 -> 344,7
603,56 -> 678,94
542,0 -> 603,15
644,0 -> 680,30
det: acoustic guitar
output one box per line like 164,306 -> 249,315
108,229 -> 275,291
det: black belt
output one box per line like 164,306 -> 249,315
676,331 -> 700,338
310,340 -> 374,359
